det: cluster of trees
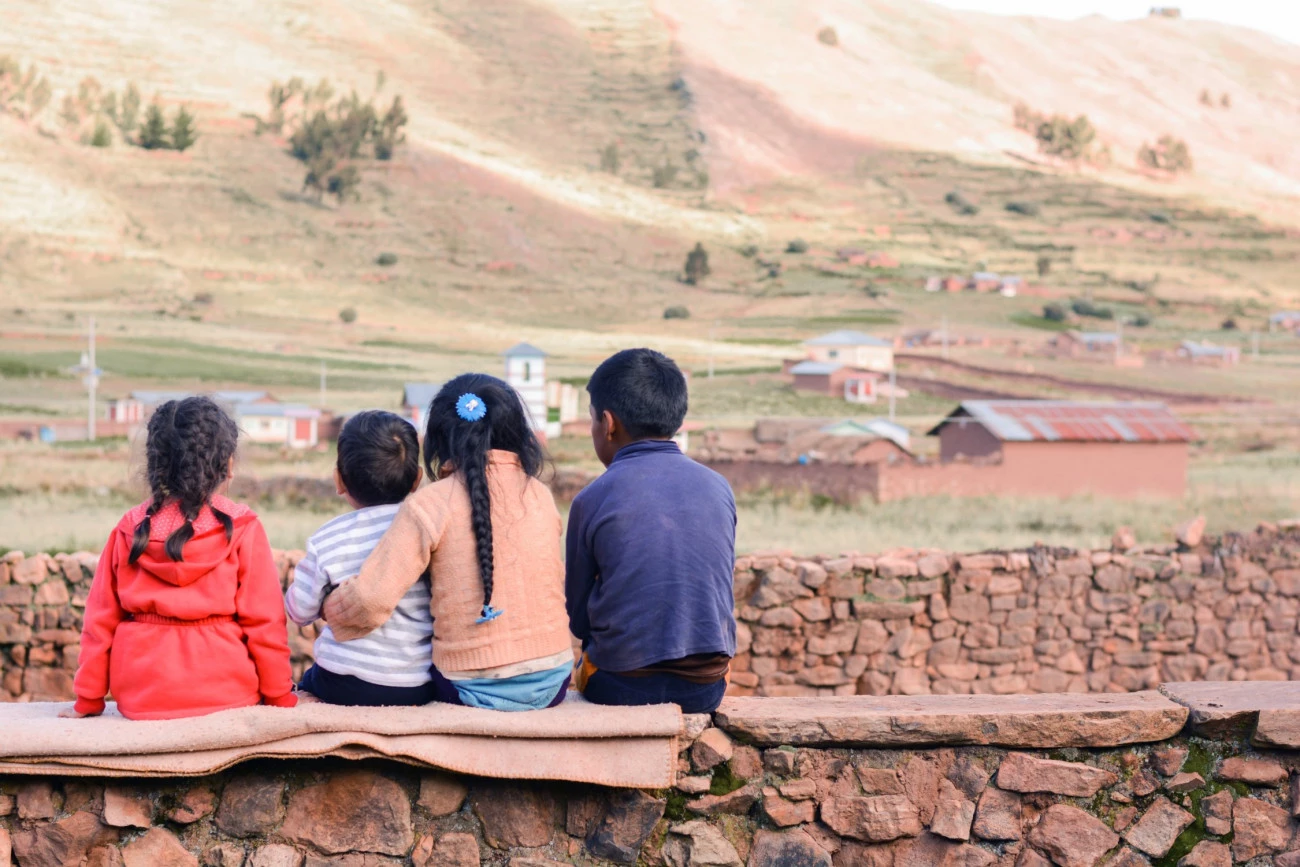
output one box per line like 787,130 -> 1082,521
2,61 -> 196,152
253,75 -> 409,205
1138,135 -> 1193,174
682,243 -> 710,285
1014,103 -> 1105,164
0,56 -> 52,120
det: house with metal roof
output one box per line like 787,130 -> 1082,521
503,343 -> 550,436
1175,340 -> 1240,366
236,403 -> 321,448
924,400 -> 1192,498
801,330 -> 894,373
1268,311 -> 1300,333
789,360 -> 882,404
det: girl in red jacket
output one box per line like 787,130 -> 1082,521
63,396 -> 297,720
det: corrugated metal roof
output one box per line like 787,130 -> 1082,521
927,401 -> 1193,443
235,403 -> 321,419
803,330 -> 892,348
790,360 -> 842,375
132,390 -> 269,405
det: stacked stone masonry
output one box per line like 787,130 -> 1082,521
3,522 -> 1300,702
5,688 -> 1300,866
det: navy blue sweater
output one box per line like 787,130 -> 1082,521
565,440 -> 737,672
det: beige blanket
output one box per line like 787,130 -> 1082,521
0,697 -> 682,789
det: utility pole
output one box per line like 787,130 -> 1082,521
708,320 -> 717,380
320,360 -> 327,407
87,316 -> 96,441
888,363 -> 897,422
74,317 -> 100,441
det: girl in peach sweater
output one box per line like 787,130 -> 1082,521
324,374 -> 572,710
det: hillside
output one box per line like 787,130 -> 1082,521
0,0 -> 1298,423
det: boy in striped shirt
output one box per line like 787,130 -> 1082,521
286,411 -> 435,706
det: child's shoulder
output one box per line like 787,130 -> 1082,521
309,503 -> 400,543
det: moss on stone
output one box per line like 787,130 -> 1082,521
709,763 -> 747,797
664,789 -> 689,822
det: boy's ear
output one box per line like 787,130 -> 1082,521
334,467 -> 347,497
410,466 -> 424,493
602,409 -> 619,441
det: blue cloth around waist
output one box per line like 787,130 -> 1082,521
449,661 -> 573,711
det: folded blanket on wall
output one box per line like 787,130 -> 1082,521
0,697 -> 682,789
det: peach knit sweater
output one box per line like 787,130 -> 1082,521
328,451 -> 572,672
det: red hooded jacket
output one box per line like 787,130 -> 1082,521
73,495 -> 297,720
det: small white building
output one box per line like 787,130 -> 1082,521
802,330 -> 894,373
504,343 -> 549,436
106,398 -> 144,423
234,403 -> 321,448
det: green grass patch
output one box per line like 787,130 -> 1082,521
0,402 -> 54,415
0,356 -> 65,378
722,337 -> 800,347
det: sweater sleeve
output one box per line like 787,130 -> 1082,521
72,531 -> 125,715
325,497 -> 443,642
235,519 -> 297,707
284,536 -> 326,626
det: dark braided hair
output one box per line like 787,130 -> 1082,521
128,396 -> 240,564
422,373 -> 545,620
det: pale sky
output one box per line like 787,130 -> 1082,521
926,1 -> 1300,45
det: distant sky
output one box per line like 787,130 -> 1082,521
925,1 -> 1300,45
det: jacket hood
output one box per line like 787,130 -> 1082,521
116,496 -> 256,587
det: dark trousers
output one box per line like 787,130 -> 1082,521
583,670 -> 727,714
299,663 -> 569,708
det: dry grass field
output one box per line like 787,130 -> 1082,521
2,0 -> 1299,553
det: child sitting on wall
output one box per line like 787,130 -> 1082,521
286,410 -> 436,706
566,348 -> 737,713
324,374 -> 574,711
66,396 -> 296,720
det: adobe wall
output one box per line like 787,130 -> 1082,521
3,688 -> 1300,866
2,521 -> 1298,703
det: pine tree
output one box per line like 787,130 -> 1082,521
118,84 -> 141,134
138,103 -> 168,149
170,106 -> 198,152
89,118 -> 111,148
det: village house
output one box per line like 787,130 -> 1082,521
788,361 -> 882,404
1040,331 -> 1144,367
503,342 -> 552,437
969,272 -> 1002,293
925,400 -> 1191,498
801,329 -> 894,372
1269,311 -> 1300,334
1173,339 -> 1241,367
116,391 -> 321,448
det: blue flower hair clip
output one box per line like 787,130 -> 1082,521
456,393 -> 487,422
476,604 -> 503,624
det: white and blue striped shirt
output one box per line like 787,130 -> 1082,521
286,505 -> 433,687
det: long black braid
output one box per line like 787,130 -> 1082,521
422,373 -> 545,619
128,396 -> 240,564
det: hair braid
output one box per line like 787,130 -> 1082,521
134,396 -> 240,563
461,424 -> 495,612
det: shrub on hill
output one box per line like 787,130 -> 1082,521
652,161 -> 679,188
338,307 -> 357,324
683,243 -> 710,285
375,252 -> 398,267
1036,255 -> 1052,278
1220,92 -> 1231,109
817,27 -> 839,47
1035,114 -> 1097,162
1005,201 -> 1040,217
1042,303 -> 1068,322
786,239 -> 809,254
945,191 -> 979,216
599,143 -> 620,174
1138,135 -> 1193,174
0,56 -> 52,120
1071,299 -> 1114,320
89,119 -> 111,148
663,305 -> 690,320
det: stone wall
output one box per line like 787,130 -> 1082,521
3,687 -> 1300,866
2,521 -> 1299,703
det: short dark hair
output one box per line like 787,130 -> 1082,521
587,348 -> 688,439
337,411 -> 420,507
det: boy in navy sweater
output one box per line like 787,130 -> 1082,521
566,348 -> 737,713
